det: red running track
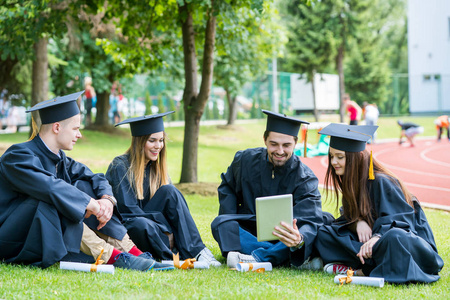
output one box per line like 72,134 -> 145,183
302,138 -> 450,211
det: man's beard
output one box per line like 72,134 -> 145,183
269,152 -> 289,167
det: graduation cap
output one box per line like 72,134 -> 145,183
319,123 -> 378,179
26,91 -> 84,124
115,111 -> 175,136
262,110 -> 309,137
318,123 -> 377,152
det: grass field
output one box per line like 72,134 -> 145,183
0,115 -> 448,299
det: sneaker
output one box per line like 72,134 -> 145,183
195,248 -> 221,267
113,253 -> 174,271
138,252 -> 174,271
323,262 -> 350,275
138,252 -> 154,260
298,257 -> 323,271
226,251 -> 257,269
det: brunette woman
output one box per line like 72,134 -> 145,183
315,123 -> 443,283
106,112 -> 221,266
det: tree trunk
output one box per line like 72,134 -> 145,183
94,91 -> 111,126
0,57 -> 18,89
179,2 -> 216,183
336,43 -> 345,123
225,88 -> 237,125
311,71 -> 319,122
30,37 -> 49,134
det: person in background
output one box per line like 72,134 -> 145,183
397,120 -> 424,147
434,115 -> 449,142
110,81 -> 121,124
211,110 -> 325,270
343,94 -> 362,125
106,112 -> 221,267
84,76 -> 96,127
362,102 -> 379,143
315,123 -> 443,283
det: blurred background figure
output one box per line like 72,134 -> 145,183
343,93 -> 362,125
362,102 -> 380,143
0,87 -> 6,130
398,120 -> 423,147
110,81 -> 122,124
434,115 -> 449,142
84,76 -> 96,126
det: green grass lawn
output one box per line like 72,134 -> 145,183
0,116 -> 448,299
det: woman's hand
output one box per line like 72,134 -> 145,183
273,219 -> 303,248
356,235 -> 381,264
356,220 -> 372,243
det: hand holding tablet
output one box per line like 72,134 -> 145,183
255,194 -> 293,242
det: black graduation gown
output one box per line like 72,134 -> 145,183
315,174 -> 444,283
105,154 -> 205,260
0,136 -> 126,268
211,147 -> 323,266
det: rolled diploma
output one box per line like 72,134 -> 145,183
160,260 -> 209,269
236,262 -> 272,272
334,275 -> 384,287
60,261 -> 115,274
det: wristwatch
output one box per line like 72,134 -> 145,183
293,233 -> 305,250
102,195 -> 117,206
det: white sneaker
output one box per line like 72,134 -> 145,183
196,248 -> 221,267
298,257 -> 323,271
226,251 -> 257,269
323,262 -> 350,275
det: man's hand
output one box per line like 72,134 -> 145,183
85,198 -> 100,219
85,198 -> 113,230
356,235 -> 381,264
95,199 -> 114,230
273,219 -> 303,248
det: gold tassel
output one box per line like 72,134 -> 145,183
303,126 -> 308,158
28,114 -> 40,141
369,150 -> 375,180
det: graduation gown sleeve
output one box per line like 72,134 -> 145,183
217,150 -> 243,215
1,145 -> 89,223
106,155 -> 148,217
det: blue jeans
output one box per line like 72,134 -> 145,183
239,227 -> 290,266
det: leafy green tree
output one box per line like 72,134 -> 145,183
280,0 -> 336,121
157,94 -> 165,114
98,0 -> 268,183
145,91 -> 152,115
0,0 -> 70,127
213,3 -> 286,125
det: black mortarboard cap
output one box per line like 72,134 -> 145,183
26,91 -> 83,124
318,123 -> 378,152
262,110 -> 309,137
115,111 -> 175,136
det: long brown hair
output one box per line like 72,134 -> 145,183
125,132 -> 170,199
324,149 -> 413,227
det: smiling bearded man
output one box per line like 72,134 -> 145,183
211,110 -> 326,270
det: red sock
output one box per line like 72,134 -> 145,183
128,246 -> 143,257
107,248 -> 122,264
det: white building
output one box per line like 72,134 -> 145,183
289,73 -> 340,114
408,0 -> 450,113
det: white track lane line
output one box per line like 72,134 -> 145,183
373,147 -> 450,180
420,146 -> 450,168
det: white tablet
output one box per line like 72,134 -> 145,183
255,194 -> 293,242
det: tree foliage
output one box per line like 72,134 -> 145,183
214,3 -> 286,125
